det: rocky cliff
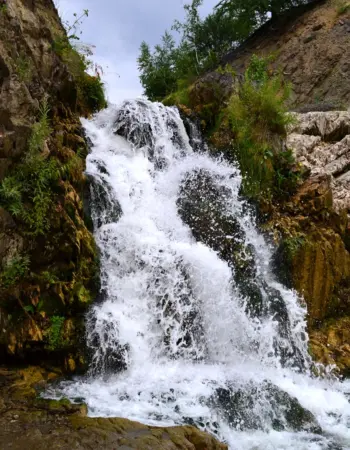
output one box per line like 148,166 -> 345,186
0,0 -> 100,372
283,111 -> 350,374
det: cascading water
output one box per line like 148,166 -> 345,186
50,99 -> 350,449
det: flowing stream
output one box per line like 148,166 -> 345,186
50,100 -> 350,449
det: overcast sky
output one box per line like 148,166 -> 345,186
54,0 -> 218,104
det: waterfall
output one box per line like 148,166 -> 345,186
51,100 -> 350,450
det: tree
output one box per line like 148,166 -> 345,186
137,0 -> 306,101
215,0 -> 306,23
138,32 -> 178,101
138,0 -> 241,100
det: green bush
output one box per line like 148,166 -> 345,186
225,55 -> 299,199
0,254 -> 30,288
52,10 -> 107,114
77,73 -> 107,114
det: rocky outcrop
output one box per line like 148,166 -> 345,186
222,0 -> 350,109
288,111 -> 350,217
0,0 -> 99,370
265,111 -> 350,374
0,367 -> 228,450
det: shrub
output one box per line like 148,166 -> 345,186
52,9 -> 107,115
77,73 -> 107,114
225,55 -> 299,199
0,254 -> 30,288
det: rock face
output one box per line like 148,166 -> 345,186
0,367 -> 228,450
266,111 -> 350,374
222,0 -> 350,108
288,111 -> 350,217
0,0 -> 99,370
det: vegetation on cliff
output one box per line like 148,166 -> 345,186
0,1 -> 106,371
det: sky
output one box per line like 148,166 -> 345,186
54,0 -> 218,104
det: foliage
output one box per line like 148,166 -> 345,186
15,54 -> 33,83
0,99 -> 60,235
0,2 -> 7,14
138,0 -> 242,101
0,254 -> 30,288
283,235 -> 306,260
162,84 -> 191,108
48,315 -> 65,350
216,0 -> 306,23
60,151 -> 85,184
53,9 -> 107,114
225,55 -> 299,199
28,99 -> 51,152
77,73 -> 107,113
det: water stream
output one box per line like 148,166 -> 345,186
49,100 -> 350,449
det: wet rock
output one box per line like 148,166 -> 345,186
210,381 -> 321,434
309,316 -> 350,377
0,367 -> 228,450
88,175 -> 122,228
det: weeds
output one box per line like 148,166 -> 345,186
15,54 -> 33,83
283,235 -> 306,260
0,99 -> 59,235
48,315 -> 65,350
28,99 -> 51,152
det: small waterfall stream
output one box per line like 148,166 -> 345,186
50,100 -> 350,449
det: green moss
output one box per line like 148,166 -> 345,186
163,86 -> 191,107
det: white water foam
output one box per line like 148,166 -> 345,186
49,100 -> 350,450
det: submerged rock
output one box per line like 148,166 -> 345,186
210,381 -> 321,434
